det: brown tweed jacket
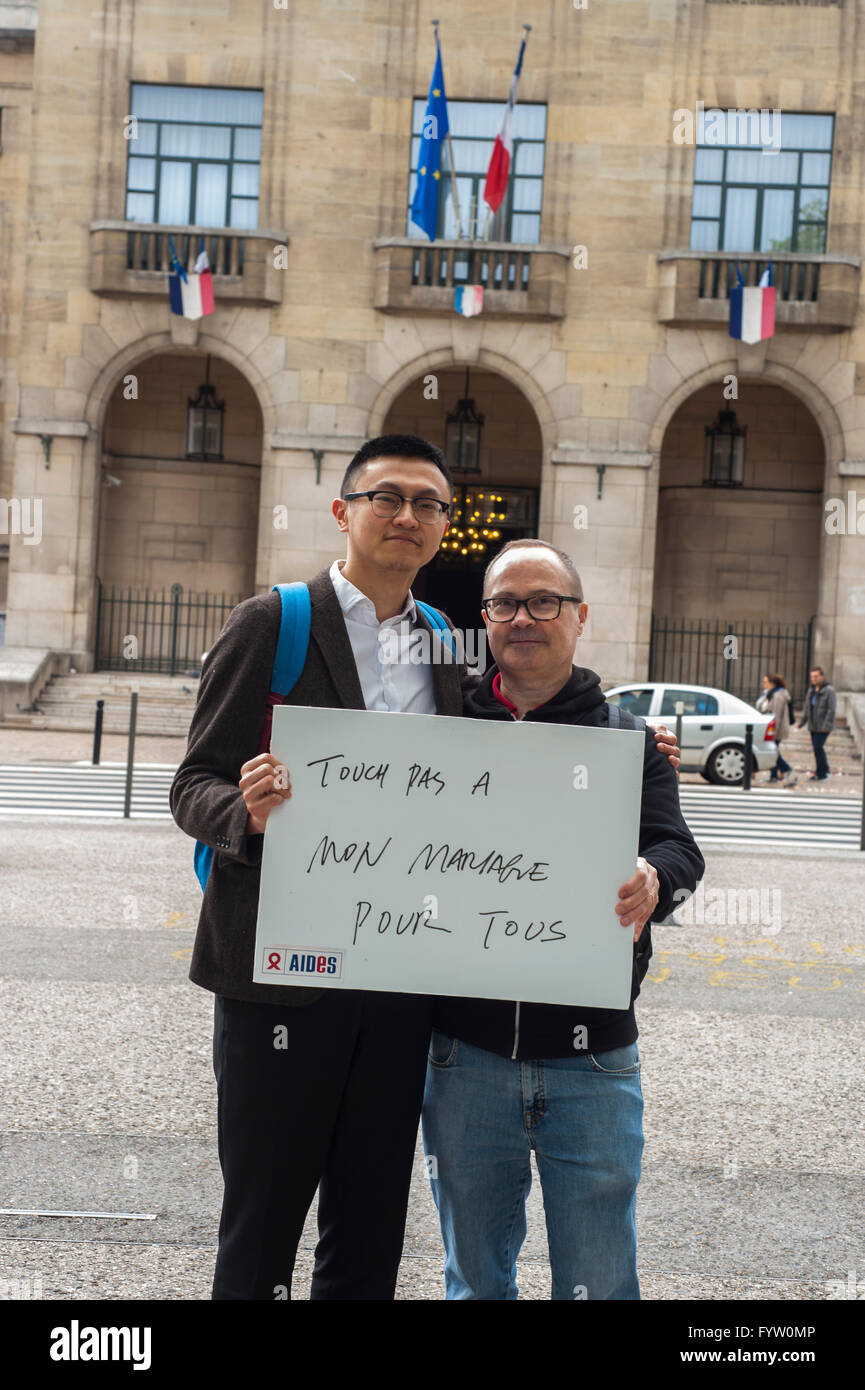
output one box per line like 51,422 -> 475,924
170,567 -> 469,1005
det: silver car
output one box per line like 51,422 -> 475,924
603,681 -> 778,785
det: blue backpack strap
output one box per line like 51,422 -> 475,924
416,599 -> 456,655
194,582 -> 311,893
194,841 -> 213,892
270,581 -> 312,694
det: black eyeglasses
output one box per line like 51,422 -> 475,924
482,595 -> 583,622
343,490 -> 450,524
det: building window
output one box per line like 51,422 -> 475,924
407,100 -> 546,242
690,112 -> 834,254
125,85 -> 263,229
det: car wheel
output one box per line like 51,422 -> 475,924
706,743 -> 750,786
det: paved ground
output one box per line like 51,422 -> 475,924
1,811 -> 862,1301
0,723 -> 860,797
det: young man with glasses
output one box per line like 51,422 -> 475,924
422,538 -> 704,1301
171,434 -> 465,1301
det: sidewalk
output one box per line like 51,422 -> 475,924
0,724 -> 859,799
0,728 -> 189,767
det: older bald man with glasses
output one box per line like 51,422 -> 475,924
423,538 -> 705,1302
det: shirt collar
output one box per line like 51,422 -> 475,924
329,558 -> 417,626
491,671 -> 542,716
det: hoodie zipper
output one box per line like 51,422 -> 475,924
483,677 -> 599,1062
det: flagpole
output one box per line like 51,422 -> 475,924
432,19 -> 464,241
483,24 -> 531,242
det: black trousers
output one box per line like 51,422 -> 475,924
211,988 -> 433,1300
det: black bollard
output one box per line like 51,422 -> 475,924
123,687 -> 138,819
743,723 -> 753,792
92,699 -> 104,766
675,701 -> 684,771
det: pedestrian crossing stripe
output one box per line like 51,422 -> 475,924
0,765 -> 860,846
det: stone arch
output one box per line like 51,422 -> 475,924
371,352 -> 549,631
83,330 -> 278,437
366,347 -> 555,455
78,332 -> 274,658
647,357 -> 844,471
644,353 -> 851,682
648,363 -> 839,693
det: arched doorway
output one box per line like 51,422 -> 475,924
651,379 -> 823,696
95,350 -> 263,670
382,366 -> 543,632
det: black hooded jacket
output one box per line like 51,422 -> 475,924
430,664 -> 705,1059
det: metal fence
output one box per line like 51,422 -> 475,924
648,615 -> 816,704
94,579 -> 250,674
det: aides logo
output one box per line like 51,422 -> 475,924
262,947 -> 343,979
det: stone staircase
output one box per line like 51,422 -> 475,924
0,671 -> 200,737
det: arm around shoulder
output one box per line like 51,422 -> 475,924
637,732 -> 705,922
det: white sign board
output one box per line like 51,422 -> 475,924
252,705 -> 645,1008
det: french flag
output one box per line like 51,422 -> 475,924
169,236 -> 215,319
483,35 -> 528,215
454,285 -> 483,317
729,262 -> 775,344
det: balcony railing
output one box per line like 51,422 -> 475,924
657,251 -> 860,332
90,221 -> 289,307
373,237 -> 571,320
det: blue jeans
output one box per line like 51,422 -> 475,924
810,730 -> 830,778
421,1030 -> 644,1300
770,742 -> 792,778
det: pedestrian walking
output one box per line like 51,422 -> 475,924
757,672 -> 796,786
797,666 -> 836,781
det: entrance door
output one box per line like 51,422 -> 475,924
415,483 -> 539,636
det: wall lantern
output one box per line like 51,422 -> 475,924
186,353 -> 225,460
704,408 -> 746,487
445,367 -> 485,475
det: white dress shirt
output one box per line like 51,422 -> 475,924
329,559 -> 437,714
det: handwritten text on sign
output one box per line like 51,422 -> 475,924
252,705 -> 645,1008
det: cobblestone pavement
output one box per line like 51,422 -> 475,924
0,817 -> 862,1301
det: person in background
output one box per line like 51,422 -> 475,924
797,666 -> 837,781
757,672 -> 796,787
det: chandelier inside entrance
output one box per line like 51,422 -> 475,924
439,489 -> 506,558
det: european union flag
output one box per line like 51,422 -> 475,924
410,38 -> 450,241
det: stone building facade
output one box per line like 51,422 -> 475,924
1,0 -> 863,701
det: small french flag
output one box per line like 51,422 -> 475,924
169,236 -> 215,319
729,262 -> 775,344
454,285 -> 483,317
